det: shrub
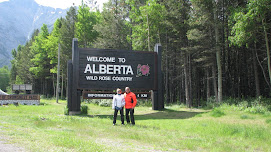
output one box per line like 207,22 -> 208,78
236,101 -> 249,111
84,99 -> 99,105
64,106 -> 69,115
240,115 -> 254,119
210,108 -> 225,117
98,100 -> 112,107
230,97 -> 270,115
245,99 -> 268,114
266,119 -> 271,124
81,105 -> 88,114
240,115 -> 248,119
39,102 -> 48,106
137,99 -> 152,107
245,106 -> 267,114
84,99 -> 111,107
205,97 -> 221,109
223,97 -> 240,105
40,95 -> 46,99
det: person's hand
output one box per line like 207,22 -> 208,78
131,107 -> 134,109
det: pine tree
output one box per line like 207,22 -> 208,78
94,0 -> 130,50
76,1 -> 99,48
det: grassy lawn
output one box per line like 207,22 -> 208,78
0,99 -> 271,151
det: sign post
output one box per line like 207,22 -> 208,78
153,44 -> 164,110
67,38 -> 164,114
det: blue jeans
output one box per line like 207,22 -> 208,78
113,107 -> 124,124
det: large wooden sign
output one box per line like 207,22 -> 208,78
78,49 -> 156,90
67,38 -> 164,114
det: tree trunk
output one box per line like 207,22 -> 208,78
206,67 -> 211,100
253,43 -> 260,97
216,27 -> 223,102
181,69 -> 185,103
184,53 -> 190,107
213,0 -> 222,102
42,78 -> 46,96
147,14 -> 151,52
188,54 -> 192,107
165,32 -> 170,103
61,71 -> 64,100
129,5 -> 133,51
212,63 -> 218,102
180,74 -> 183,104
53,74 -> 55,98
262,20 -> 271,86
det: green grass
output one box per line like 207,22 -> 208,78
210,108 -> 225,117
0,100 -> 271,151
240,115 -> 254,119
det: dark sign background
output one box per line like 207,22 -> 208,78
78,48 -> 156,90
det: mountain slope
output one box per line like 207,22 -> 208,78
0,0 -> 67,67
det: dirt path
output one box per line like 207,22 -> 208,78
0,134 -> 25,152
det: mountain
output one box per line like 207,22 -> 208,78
0,0 -> 68,68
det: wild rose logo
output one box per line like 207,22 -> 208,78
136,64 -> 150,77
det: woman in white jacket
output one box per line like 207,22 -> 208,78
112,88 -> 125,125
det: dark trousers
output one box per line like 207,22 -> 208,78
113,107 -> 124,124
126,108 -> 135,124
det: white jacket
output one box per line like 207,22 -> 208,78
112,94 -> 125,109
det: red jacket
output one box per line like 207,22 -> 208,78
124,92 -> 137,109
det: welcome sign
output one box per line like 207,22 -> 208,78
68,38 -> 163,114
78,48 -> 156,90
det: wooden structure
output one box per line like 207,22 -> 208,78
0,94 -> 40,105
67,38 -> 164,114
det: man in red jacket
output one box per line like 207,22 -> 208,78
124,87 -> 137,125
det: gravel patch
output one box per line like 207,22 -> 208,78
0,132 -> 25,152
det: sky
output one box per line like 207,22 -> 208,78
0,0 -> 108,10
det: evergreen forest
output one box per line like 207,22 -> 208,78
3,0 -> 271,107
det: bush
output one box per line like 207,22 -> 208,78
266,119 -> 271,124
244,106 -> 267,114
137,99 -> 152,107
210,108 -> 225,117
98,100 -> 112,107
231,97 -> 270,114
235,101 -> 249,111
223,97 -> 240,105
240,115 -> 249,119
81,105 -> 88,114
240,115 -> 254,119
245,99 -> 268,114
84,99 -> 112,107
205,97 -> 221,109
64,106 -> 69,115
40,95 -> 46,99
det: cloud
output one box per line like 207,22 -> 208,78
0,0 -> 9,2
34,0 -> 108,10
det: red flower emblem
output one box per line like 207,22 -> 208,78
140,65 -> 150,76
136,64 -> 150,77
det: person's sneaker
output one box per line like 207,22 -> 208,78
113,123 -> 116,126
121,123 -> 125,125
